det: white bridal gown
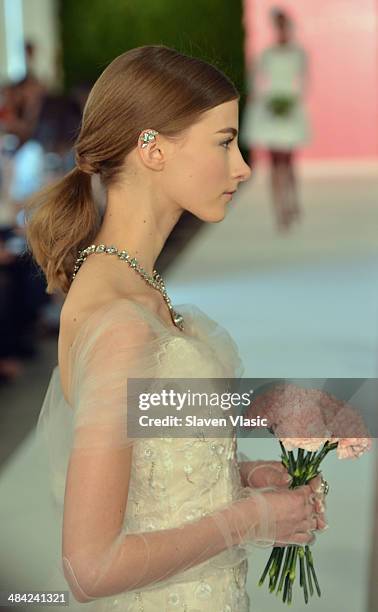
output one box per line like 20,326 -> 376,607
241,43 -> 311,151
36,298 -> 256,612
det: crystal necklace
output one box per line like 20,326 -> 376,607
71,244 -> 184,331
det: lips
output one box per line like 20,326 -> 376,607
224,190 -> 236,194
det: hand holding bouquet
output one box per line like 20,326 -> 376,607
245,383 -> 372,606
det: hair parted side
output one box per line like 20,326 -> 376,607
24,44 -> 239,296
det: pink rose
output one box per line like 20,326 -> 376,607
248,383 -> 330,449
336,437 -> 372,459
248,383 -> 372,457
277,436 -> 329,452
326,404 -> 372,459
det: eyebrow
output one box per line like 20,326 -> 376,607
215,127 -> 238,137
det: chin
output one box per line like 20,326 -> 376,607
196,213 -> 225,224
194,208 -> 227,224
186,199 -> 228,223
210,209 -> 227,223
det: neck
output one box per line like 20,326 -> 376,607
92,184 -> 183,278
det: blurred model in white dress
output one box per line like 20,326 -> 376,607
241,8 -> 311,231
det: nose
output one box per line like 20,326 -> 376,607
233,151 -> 252,184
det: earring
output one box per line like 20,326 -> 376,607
139,129 -> 159,148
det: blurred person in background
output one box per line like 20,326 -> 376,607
0,40 -> 48,383
0,87 -> 82,384
0,41 -> 47,147
0,130 -> 46,383
0,133 -> 30,383
241,7 -> 310,232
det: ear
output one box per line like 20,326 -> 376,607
137,129 -> 165,170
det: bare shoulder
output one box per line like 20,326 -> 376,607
58,252 -> 171,369
60,285 -> 162,347
58,259 -> 167,404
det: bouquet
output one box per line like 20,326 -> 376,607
265,94 -> 297,117
247,382 -> 372,606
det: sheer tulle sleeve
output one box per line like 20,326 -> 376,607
177,303 -> 245,379
58,300 -> 283,603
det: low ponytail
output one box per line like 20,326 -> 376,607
25,166 -> 101,296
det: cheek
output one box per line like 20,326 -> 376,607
175,153 -> 226,197
201,155 -> 226,186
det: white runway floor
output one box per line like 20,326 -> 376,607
1,162 -> 377,611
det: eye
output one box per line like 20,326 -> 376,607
221,138 -> 234,149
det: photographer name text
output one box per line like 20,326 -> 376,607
138,414 -> 268,428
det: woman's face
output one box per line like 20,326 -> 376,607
275,19 -> 292,44
160,100 -> 252,223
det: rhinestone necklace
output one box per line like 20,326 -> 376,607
71,244 -> 184,331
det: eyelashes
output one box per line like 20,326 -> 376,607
221,138 -> 235,149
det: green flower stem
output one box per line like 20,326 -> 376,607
305,546 -> 314,596
269,572 -> 274,591
298,547 -> 308,604
299,548 -> 303,587
311,441 -> 338,473
282,456 -> 289,469
287,579 -> 293,606
302,451 -> 312,473
258,547 -> 276,586
305,546 -> 321,597
280,440 -> 289,461
259,442 -> 339,604
269,549 -> 280,578
282,546 -> 295,603
319,442 -> 338,463
289,546 -> 299,581
276,546 -> 292,594
271,547 -> 285,592
297,448 -> 304,475
328,442 -> 338,451
288,451 -> 296,474
269,548 -> 282,591
283,568 -> 292,604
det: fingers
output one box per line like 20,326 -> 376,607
308,473 -> 323,495
305,515 -> 318,532
294,484 -> 327,531
308,473 -> 328,530
268,466 -> 292,487
247,461 -> 291,487
303,510 -> 327,534
294,531 -> 316,545
302,478 -> 328,532
303,478 -> 326,509
316,514 -> 328,531
313,494 -> 325,513
267,466 -> 292,487
277,531 -> 316,546
268,476 -> 329,547
295,483 -> 317,511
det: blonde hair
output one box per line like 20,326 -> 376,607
25,44 -> 239,296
